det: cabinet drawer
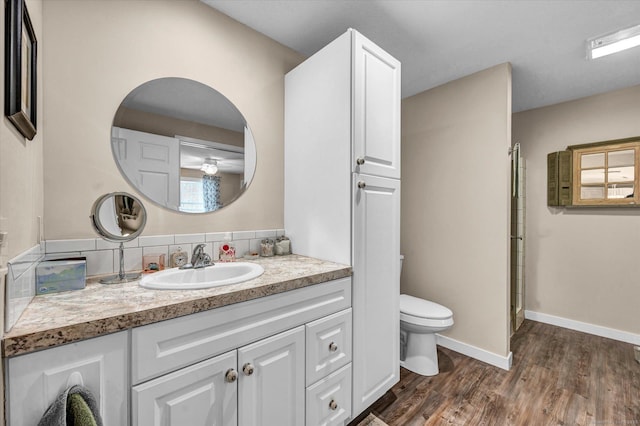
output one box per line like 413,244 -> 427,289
306,308 -> 352,386
132,277 -> 351,384
306,363 -> 352,426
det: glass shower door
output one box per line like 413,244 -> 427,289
511,143 -> 525,334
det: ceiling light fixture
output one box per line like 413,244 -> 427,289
201,159 -> 218,175
588,23 -> 640,59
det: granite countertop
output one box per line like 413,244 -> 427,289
2,255 -> 351,358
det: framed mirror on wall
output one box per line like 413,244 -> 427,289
111,77 -> 257,213
571,140 -> 639,206
548,136 -> 640,207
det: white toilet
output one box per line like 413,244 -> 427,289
399,256 -> 454,376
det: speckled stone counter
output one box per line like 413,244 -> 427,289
2,255 -> 351,358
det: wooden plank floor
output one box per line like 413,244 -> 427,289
365,320 -> 640,425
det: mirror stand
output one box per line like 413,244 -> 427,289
100,242 -> 142,284
90,192 -> 147,285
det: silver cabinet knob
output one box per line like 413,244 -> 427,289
358,181 -> 366,189
329,399 -> 338,410
225,369 -> 238,383
356,158 -> 365,165
328,342 -> 338,352
242,363 -> 255,376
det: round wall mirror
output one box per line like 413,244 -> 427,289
111,77 -> 256,213
90,192 -> 147,283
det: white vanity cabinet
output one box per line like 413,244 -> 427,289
4,277 -> 352,426
131,277 -> 352,426
285,28 -> 401,418
133,328 -> 305,426
5,331 -> 129,426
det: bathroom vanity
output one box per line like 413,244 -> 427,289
2,255 -> 352,426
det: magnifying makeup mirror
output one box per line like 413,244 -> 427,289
90,192 -> 147,284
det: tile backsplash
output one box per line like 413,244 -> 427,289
45,229 -> 286,277
4,229 -> 285,333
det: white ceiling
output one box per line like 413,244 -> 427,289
203,0 -> 640,112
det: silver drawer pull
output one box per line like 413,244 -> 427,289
356,158 -> 365,165
328,342 -> 338,352
225,369 -> 238,383
329,399 -> 338,410
242,363 -> 254,376
358,181 -> 366,189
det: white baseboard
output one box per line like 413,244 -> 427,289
436,334 -> 512,371
525,310 -> 640,346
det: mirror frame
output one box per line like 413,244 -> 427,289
90,192 -> 147,242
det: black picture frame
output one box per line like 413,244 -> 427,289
4,0 -> 37,140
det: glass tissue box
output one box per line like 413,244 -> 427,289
36,258 -> 86,295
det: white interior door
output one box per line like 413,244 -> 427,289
352,173 -> 400,416
112,127 -> 180,209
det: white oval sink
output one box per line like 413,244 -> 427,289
139,262 -> 264,290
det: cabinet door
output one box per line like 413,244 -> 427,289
352,174 -> 400,416
7,332 -> 128,426
238,326 -> 305,426
132,350 -> 237,426
352,31 -> 401,179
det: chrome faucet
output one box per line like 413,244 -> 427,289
179,243 -> 211,269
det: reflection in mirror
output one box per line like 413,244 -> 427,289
91,192 -> 147,241
570,138 -> 640,206
90,192 -> 147,284
112,77 -> 256,213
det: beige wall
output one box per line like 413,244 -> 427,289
401,63 -> 512,358
0,0 -> 44,265
43,0 -> 304,239
513,84 -> 640,335
0,0 -> 44,418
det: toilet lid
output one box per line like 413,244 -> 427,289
400,294 -> 452,319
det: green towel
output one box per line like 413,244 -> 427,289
38,385 -> 103,426
67,393 -> 98,426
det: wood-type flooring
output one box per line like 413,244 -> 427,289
357,320 -> 640,426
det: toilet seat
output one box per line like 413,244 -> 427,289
400,294 -> 453,327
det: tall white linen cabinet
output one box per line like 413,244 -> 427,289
285,28 -> 401,420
